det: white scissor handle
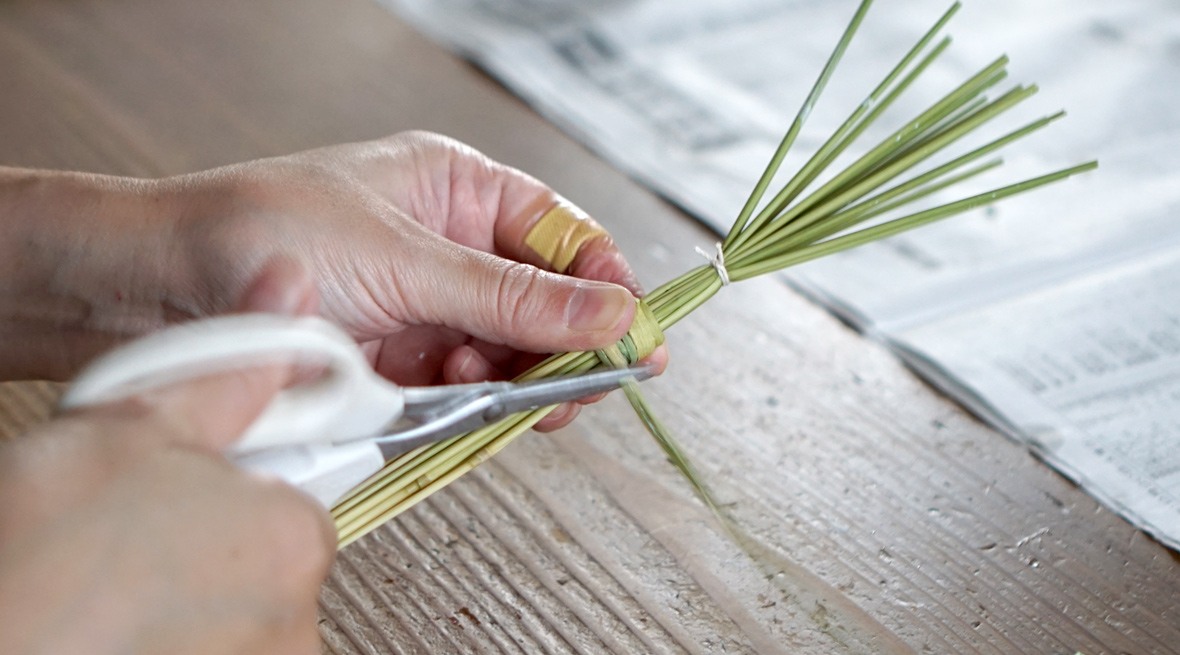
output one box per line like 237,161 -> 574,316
60,314 -> 405,455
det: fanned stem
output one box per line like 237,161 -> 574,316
724,0 -> 875,247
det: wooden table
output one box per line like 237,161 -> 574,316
1,1 -> 1177,653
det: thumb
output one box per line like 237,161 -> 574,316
403,241 -> 636,353
140,260 -> 318,452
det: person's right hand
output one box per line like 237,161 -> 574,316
0,264 -> 334,655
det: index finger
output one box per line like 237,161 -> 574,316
385,132 -> 645,296
136,363 -> 293,452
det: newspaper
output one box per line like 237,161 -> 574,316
377,0 -> 1180,549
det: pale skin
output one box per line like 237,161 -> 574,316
0,131 -> 667,654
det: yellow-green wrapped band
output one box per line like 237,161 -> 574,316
597,299 -> 664,368
524,202 -> 609,273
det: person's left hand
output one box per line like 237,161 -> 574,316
0,132 -> 666,431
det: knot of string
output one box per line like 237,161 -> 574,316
596,299 -> 665,368
695,242 -> 731,286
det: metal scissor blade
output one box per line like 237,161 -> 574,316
484,363 -> 654,418
370,363 -> 654,459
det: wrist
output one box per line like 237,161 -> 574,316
0,168 -> 195,380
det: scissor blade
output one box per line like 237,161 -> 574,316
489,363 -> 654,417
371,363 -> 654,459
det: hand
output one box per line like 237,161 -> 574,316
166,131 -> 668,430
0,266 -> 334,655
0,132 -> 667,430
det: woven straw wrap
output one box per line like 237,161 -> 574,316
524,202 -> 609,273
596,299 -> 663,368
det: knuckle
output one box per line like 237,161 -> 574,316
391,130 -> 454,157
493,262 -> 547,335
393,128 -> 442,144
400,130 -> 488,170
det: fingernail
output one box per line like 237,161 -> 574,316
455,351 -> 476,381
565,284 -> 632,333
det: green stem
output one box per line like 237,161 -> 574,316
728,5 -> 960,252
723,0 -> 875,247
733,161 -> 1097,280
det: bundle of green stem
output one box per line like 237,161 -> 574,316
333,0 -> 1096,548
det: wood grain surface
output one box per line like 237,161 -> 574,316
1,0 -> 1177,652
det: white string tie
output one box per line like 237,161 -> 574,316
695,242 -> 731,286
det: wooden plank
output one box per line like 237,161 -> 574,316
0,382 -> 59,441
0,0 -> 1176,652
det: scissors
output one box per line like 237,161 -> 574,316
60,314 -> 652,507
